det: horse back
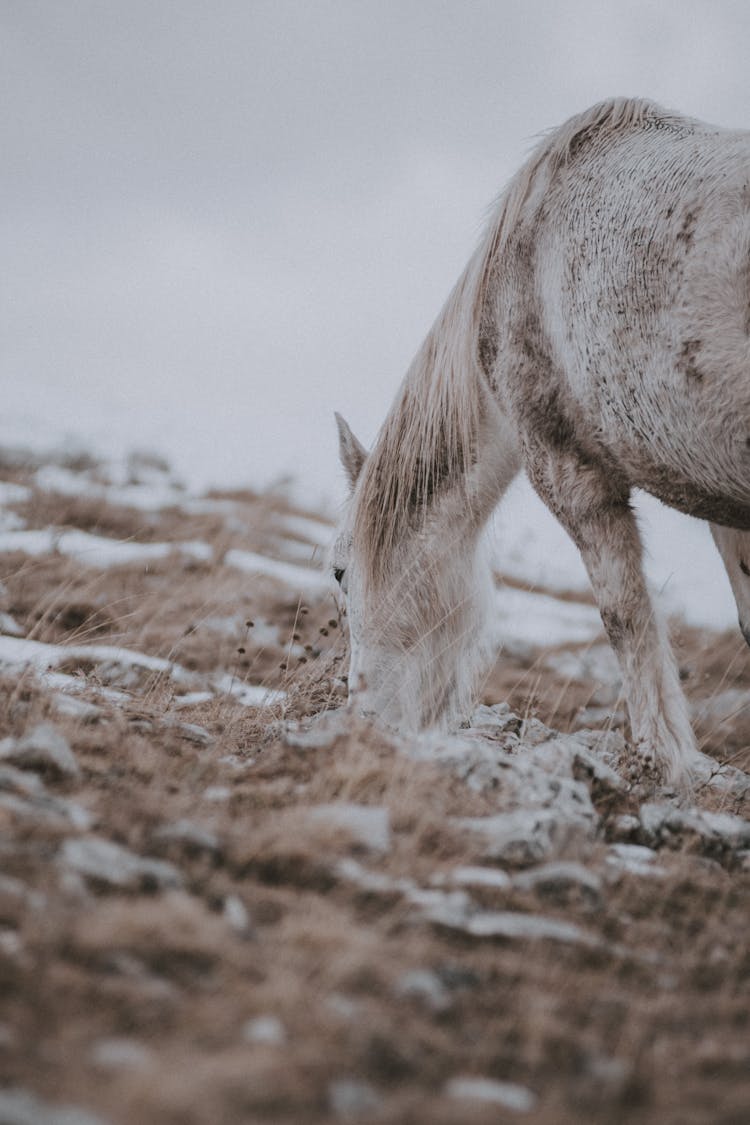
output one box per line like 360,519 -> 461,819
497,107 -> 750,527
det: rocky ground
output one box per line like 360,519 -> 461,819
0,448 -> 749,1125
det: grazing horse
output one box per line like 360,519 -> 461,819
331,98 -> 750,786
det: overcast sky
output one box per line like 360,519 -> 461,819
4,0 -> 750,506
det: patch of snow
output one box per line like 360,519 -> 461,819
494,584 -> 603,648
545,643 -> 621,685
242,1015 -> 286,1046
90,1038 -> 153,1071
606,843 -> 667,879
172,691 -> 215,708
309,804 -> 390,852
395,969 -> 450,1012
328,1079 -> 382,1118
280,512 -> 334,547
1,723 -> 80,779
59,836 -> 182,890
224,548 -> 330,592
213,674 -> 285,707
0,481 -> 31,504
0,510 -> 25,533
457,807 -> 596,867
446,1076 -> 537,1113
0,1088 -> 110,1125
0,611 -> 24,637
223,894 -> 251,933
0,633 -> 191,685
203,785 -> 232,802
441,866 -> 512,890
35,463 -> 187,512
435,905 -> 600,947
0,527 -> 212,568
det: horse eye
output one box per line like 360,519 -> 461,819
334,567 -> 345,585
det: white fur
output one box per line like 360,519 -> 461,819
332,99 -> 750,786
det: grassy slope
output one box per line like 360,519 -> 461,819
0,453 -> 749,1124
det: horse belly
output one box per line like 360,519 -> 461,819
592,371 -> 750,528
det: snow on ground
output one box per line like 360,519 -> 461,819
491,475 -> 738,631
0,528 -> 213,569
223,548 -> 332,594
494,585 -> 603,649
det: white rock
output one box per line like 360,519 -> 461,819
457,806 -> 595,866
639,803 -> 750,852
446,1076 -> 537,1112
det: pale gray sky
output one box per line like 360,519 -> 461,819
4,1 -> 750,503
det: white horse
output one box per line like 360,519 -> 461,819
331,98 -> 750,786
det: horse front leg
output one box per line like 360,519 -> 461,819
526,450 -> 698,787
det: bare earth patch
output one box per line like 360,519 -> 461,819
1,451 -> 749,1124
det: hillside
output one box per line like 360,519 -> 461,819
1,448 -> 749,1125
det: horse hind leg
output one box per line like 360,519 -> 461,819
710,523 -> 750,645
525,446 -> 698,787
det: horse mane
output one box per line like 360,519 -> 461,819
352,97 -> 674,588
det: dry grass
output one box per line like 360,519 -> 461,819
1,456 -> 749,1124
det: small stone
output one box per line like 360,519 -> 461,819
446,1076 -> 537,1112
242,1015 -> 286,1045
328,1078 -> 381,1118
2,723 -> 80,779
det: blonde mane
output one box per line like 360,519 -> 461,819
352,97 -> 669,587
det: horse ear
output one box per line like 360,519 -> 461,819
335,412 -> 367,488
